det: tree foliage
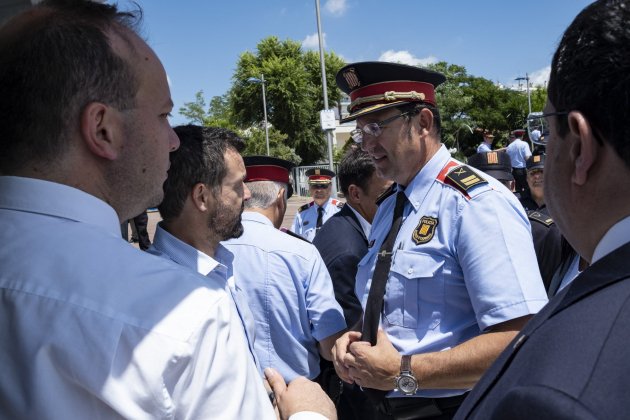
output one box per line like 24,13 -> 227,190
179,36 -> 548,164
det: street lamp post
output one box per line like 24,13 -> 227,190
515,73 -> 532,116
315,0 -> 336,196
247,74 -> 270,156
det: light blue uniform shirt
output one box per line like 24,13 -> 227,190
476,142 -> 492,153
290,197 -> 343,241
224,212 -> 346,381
148,223 -> 261,371
506,138 -> 532,168
356,145 -> 548,398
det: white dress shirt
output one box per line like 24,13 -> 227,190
0,176 -> 275,419
592,214 -> 630,263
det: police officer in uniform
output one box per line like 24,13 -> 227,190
519,154 -> 547,212
468,151 -> 564,292
223,156 -> 346,384
290,168 -> 344,241
331,61 -> 547,419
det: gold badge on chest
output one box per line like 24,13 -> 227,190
412,216 -> 439,245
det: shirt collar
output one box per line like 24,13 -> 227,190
152,222 -> 233,278
591,214 -> 630,263
241,211 -> 274,226
0,176 -> 120,238
346,203 -> 372,238
404,145 -> 451,212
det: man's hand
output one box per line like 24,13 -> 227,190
265,367 -> 337,420
331,331 -> 362,383
345,329 -> 400,390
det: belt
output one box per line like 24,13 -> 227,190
377,393 -> 469,420
512,167 -> 527,173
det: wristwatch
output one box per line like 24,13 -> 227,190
394,355 -> 418,395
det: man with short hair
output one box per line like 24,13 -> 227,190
222,155 -> 346,383
314,147 -> 392,419
506,129 -> 532,195
332,61 -> 547,419
456,1 -> 630,417
291,168 -> 344,241
148,124 -> 261,371
476,131 -> 494,153
0,2 -> 333,418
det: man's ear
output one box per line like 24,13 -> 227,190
568,111 -> 598,186
191,183 -> 211,212
79,102 -> 122,160
347,184 -> 362,203
417,107 -> 434,135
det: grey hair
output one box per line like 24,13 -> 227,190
245,180 -> 287,209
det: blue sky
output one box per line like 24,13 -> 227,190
127,0 -> 593,125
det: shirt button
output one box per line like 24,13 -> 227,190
407,268 -> 414,275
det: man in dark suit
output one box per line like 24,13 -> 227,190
456,1 -> 630,418
313,147 -> 392,419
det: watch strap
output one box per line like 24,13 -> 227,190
400,354 -> 412,373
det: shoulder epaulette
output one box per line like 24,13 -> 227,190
527,210 -> 554,227
375,183 -> 396,205
298,202 -> 314,213
282,228 -> 311,243
332,199 -> 345,209
442,164 -> 488,198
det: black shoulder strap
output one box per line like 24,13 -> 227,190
528,210 -> 554,227
444,165 -> 488,196
375,183 -> 396,205
283,229 -> 311,243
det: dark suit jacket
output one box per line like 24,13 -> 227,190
455,241 -> 630,420
313,204 -> 367,328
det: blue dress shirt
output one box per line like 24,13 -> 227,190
356,146 -> 548,398
224,212 -> 346,381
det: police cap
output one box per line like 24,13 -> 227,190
467,151 -> 514,182
526,153 -> 545,171
305,167 -> 335,185
336,61 -> 446,123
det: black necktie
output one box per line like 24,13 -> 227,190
316,206 -> 324,231
361,190 -> 407,346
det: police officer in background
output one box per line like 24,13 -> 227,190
291,168 -> 344,241
519,154 -> 547,212
468,151 -> 564,292
506,129 -> 532,195
332,61 -> 547,419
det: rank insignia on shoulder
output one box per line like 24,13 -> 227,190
298,201 -> 315,213
527,211 -> 554,227
445,165 -> 487,195
336,201 -> 345,209
412,216 -> 438,245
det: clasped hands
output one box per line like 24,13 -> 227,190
331,329 -> 402,390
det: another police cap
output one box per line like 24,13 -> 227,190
243,155 -> 295,184
305,167 -> 335,184
526,153 -> 545,171
467,151 -> 514,182
336,61 -> 446,123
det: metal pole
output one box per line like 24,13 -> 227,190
525,73 -> 532,116
315,0 -> 336,195
261,74 -> 270,156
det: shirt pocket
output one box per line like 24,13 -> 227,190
384,251 -> 445,330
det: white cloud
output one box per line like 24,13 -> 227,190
378,50 -> 438,67
529,66 -> 551,87
509,66 -> 550,90
325,0 -> 347,16
302,32 -> 325,50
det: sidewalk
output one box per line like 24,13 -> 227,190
126,195 -> 328,249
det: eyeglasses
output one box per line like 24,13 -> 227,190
310,183 -> 330,189
537,111 -> 569,123
350,110 -> 414,144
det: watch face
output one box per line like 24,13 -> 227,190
397,374 -> 418,394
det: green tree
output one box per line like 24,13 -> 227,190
241,126 -> 302,165
230,36 -> 345,164
179,91 -> 235,128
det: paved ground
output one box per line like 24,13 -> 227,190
125,194 -> 340,248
